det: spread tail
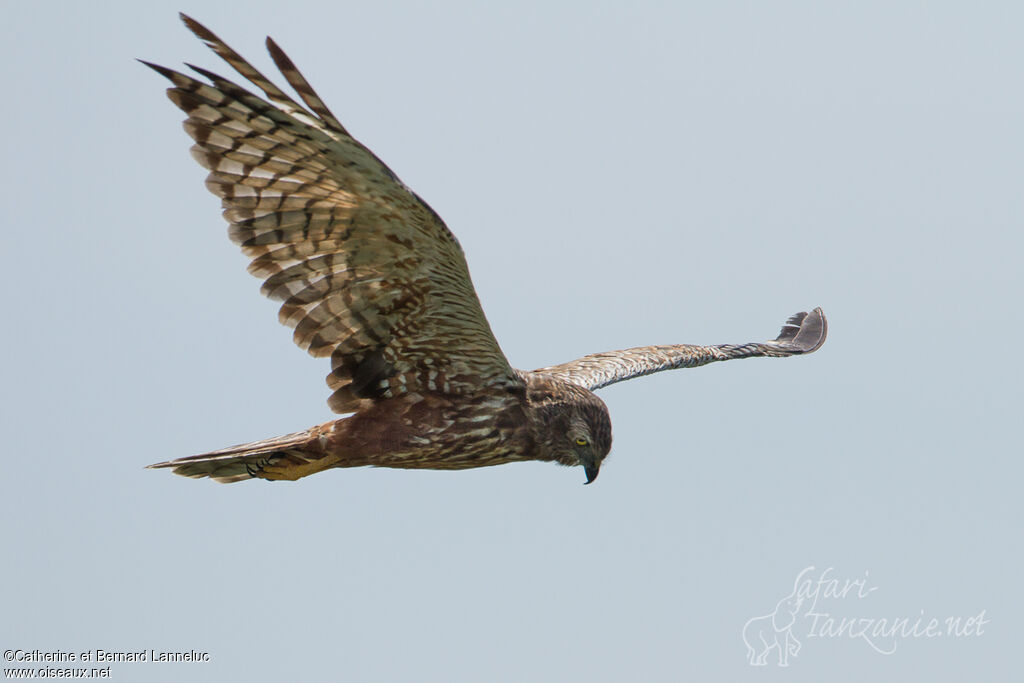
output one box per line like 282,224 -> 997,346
148,427 -> 328,483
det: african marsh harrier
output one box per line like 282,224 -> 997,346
146,15 -> 827,485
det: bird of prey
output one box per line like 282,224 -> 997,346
146,15 -> 827,485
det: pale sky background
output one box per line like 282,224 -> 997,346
2,2 -> 1021,681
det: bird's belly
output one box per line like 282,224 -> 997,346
328,394 -> 532,471
362,426 -> 528,471
373,448 -> 530,471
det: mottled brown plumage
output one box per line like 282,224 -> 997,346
146,15 -> 826,485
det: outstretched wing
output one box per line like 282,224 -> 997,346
536,308 -> 827,391
146,14 -> 520,413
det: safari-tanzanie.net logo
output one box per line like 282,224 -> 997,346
741,566 -> 988,667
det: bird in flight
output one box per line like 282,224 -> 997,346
146,14 -> 827,485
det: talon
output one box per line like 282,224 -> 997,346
243,455 -> 297,481
258,462 -> 297,481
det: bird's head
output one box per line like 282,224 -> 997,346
567,398 -> 613,484
526,375 -> 613,484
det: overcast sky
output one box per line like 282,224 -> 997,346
2,2 -> 1021,681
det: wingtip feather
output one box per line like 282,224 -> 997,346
179,12 -> 216,43
138,59 -> 176,80
774,307 -> 827,354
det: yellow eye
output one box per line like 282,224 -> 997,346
575,437 -> 588,447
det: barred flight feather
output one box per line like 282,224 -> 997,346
145,15 -> 519,413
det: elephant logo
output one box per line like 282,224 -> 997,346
742,576 -> 805,667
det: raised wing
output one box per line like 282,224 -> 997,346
146,14 -> 520,413
536,308 -> 827,391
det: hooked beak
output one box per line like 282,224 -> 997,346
583,461 -> 600,485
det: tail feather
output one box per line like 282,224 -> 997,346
148,428 -> 324,483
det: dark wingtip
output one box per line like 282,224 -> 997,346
137,59 -> 175,79
179,13 -> 227,51
774,307 -> 827,354
265,36 -> 296,74
179,12 -> 206,36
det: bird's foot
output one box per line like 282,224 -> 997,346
245,454 -> 332,481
